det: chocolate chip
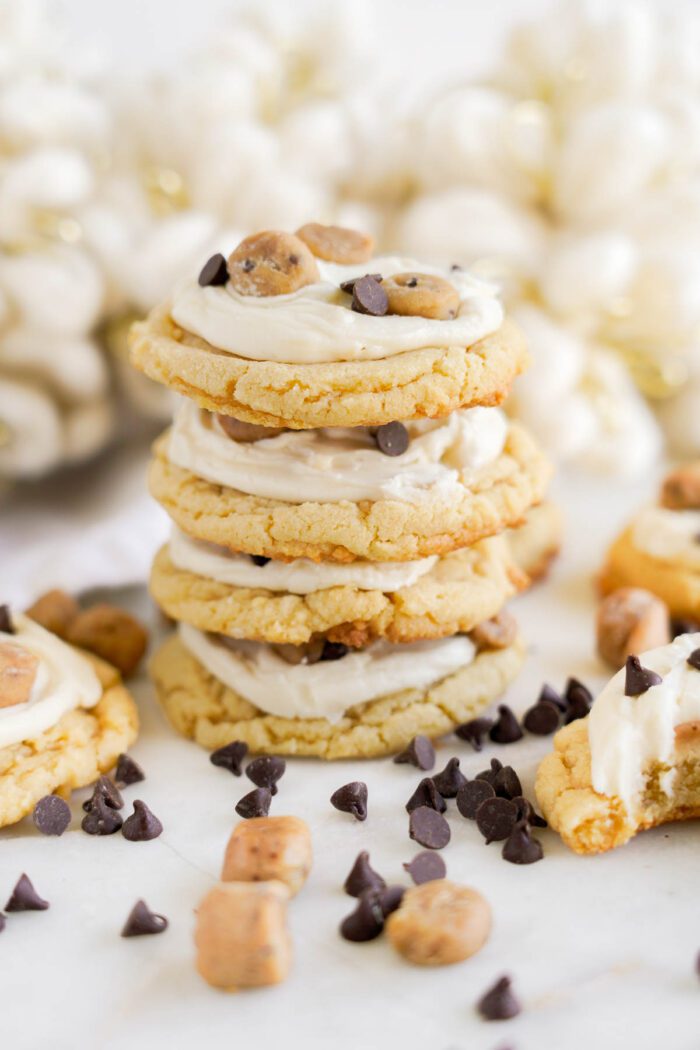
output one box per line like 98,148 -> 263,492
379,885 -> 405,916
344,851 -> 386,898
235,787 -> 271,819
5,873 -> 49,912
114,753 -> 145,787
339,890 -> 385,942
687,648 -> 700,671
476,975 -> 522,1021
198,253 -> 228,287
406,777 -> 447,814
250,555 -> 270,567
403,851 -> 446,885
374,421 -> 409,457
32,795 -> 71,836
121,800 -> 163,842
209,740 -> 248,776
351,275 -> 388,316
121,899 -> 169,937
475,797 -> 518,844
339,273 -> 382,294
493,765 -> 522,801
455,716 -> 493,750
330,781 -> 368,821
246,755 -> 285,795
456,779 -> 495,819
539,682 -> 567,712
489,705 -> 523,744
81,794 -> 123,836
83,775 -> 123,812
512,796 -> 547,828
0,604 -> 14,634
564,677 -> 593,715
502,821 -> 544,864
393,735 -> 435,771
523,699 -> 560,735
319,640 -> 349,662
475,757 -> 503,785
624,654 -> 663,697
409,805 -> 451,850
431,757 -> 467,798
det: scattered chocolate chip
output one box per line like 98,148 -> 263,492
409,805 -> 451,850
344,851 -> 386,898
523,699 -> 561,735
403,851 -> 446,885
477,976 -> 522,1021
406,777 -> 447,814
250,555 -> 270,567
351,274 -> 388,316
512,796 -> 547,828
81,794 -> 123,836
114,753 -> 145,787
0,604 -> 14,634
83,775 -> 123,812
209,740 -> 248,776
393,735 -> 435,771
121,899 -> 169,937
564,677 -> 592,711
502,821 -> 544,864
379,885 -> 405,916
235,787 -> 271,819
672,618 -> 699,638
456,778 -> 495,820
339,273 -> 382,294
246,755 -> 286,795
121,800 -> 163,842
431,756 -> 467,798
540,682 -> 566,711
475,758 -> 503,785
374,421 -> 409,457
330,781 -> 368,821
319,640 -> 349,662
475,797 -> 518,844
5,873 -> 49,912
32,795 -> 71,836
198,253 -> 228,287
340,890 -> 385,942
624,654 -> 663,697
564,688 -> 592,724
687,648 -> 700,671
455,716 -> 494,751
493,765 -> 522,801
489,705 -> 523,744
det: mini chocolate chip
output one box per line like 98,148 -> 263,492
489,705 -> 523,744
198,252 -> 228,287
406,777 -> 447,814
523,699 -> 561,735
409,806 -> 451,850
431,757 -> 467,798
455,716 -> 493,751
393,735 -> 435,771
374,421 -> 409,457
0,604 -> 14,634
687,648 -> 700,670
121,899 -> 169,937
339,273 -> 382,294
83,775 -> 123,812
502,820 -> 544,864
121,800 -> 163,842
209,740 -> 248,776
246,755 -> 286,795
476,976 -> 522,1021
564,688 -> 591,724
319,640 -> 349,662
5,873 -> 49,912
475,797 -> 518,844
250,555 -> 270,567
564,677 -> 593,709
493,765 -> 522,800
330,781 -> 368,821
456,779 -> 495,820
81,794 -> 123,836
379,885 -> 405,917
114,753 -> 145,787
344,850 -> 386,898
403,851 -> 446,885
673,618 -> 699,638
235,787 -> 271,819
406,276 -> 418,287
539,682 -> 567,712
242,258 -> 255,272
351,275 -> 388,316
340,890 -> 385,942
32,795 -> 71,836
475,757 -> 503,785
512,796 -> 547,828
624,654 -> 663,697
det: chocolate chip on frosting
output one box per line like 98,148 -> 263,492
296,223 -> 374,265
227,230 -> 320,296
344,850 -> 386,898
339,273 -> 382,294
330,781 -> 368,822
209,740 -> 249,776
393,735 -> 435,771
455,716 -> 494,751
489,705 -> 523,744
319,641 -> 349,662
121,800 -> 163,842
121,899 -> 169,937
383,272 -> 460,320
235,787 -> 272,819
32,795 -> 71,836
624,654 -> 663,697
198,253 -> 228,287
431,757 -> 467,799
374,421 -> 409,457
216,414 -> 286,442
246,756 -> 286,795
406,777 -> 447,815
0,604 -> 14,634
250,555 -> 271,567
409,806 -> 451,850
476,975 -> 522,1021
351,274 -> 388,316
687,648 -> 700,670
5,873 -> 49,912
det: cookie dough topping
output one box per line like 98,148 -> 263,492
227,231 -> 320,297
383,272 -> 460,320
631,505 -> 700,570
296,223 -> 374,264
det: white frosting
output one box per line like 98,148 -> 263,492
169,255 -> 504,363
0,613 -> 102,748
168,399 -> 508,505
179,622 -> 476,721
589,632 -> 700,809
632,506 -> 700,570
169,528 -> 437,594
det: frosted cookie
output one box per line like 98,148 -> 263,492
150,626 -> 526,760
535,633 -> 700,854
148,410 -> 550,563
149,532 -> 524,647
0,610 -> 138,828
506,500 -> 562,585
129,226 -> 528,431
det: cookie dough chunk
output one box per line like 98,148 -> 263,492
222,816 -> 312,896
506,500 -> 562,585
386,881 -> 491,966
600,526 -> 700,622
296,223 -> 373,264
383,273 -> 460,320
596,588 -> 670,670
227,231 -> 319,296
149,631 -> 525,760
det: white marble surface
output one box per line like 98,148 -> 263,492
3,470 -> 700,1050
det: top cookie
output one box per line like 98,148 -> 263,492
129,225 -> 528,430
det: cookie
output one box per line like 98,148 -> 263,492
129,305 -> 528,431
148,423 -> 550,563
506,500 -> 562,585
600,526 -> 700,621
149,537 -> 524,647
150,633 -> 526,760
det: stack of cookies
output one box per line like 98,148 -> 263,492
130,223 -> 552,759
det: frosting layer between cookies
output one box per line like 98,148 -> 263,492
170,256 -> 503,364
178,622 -> 476,721
168,400 -> 508,504
632,506 -> 700,570
0,614 -> 102,748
